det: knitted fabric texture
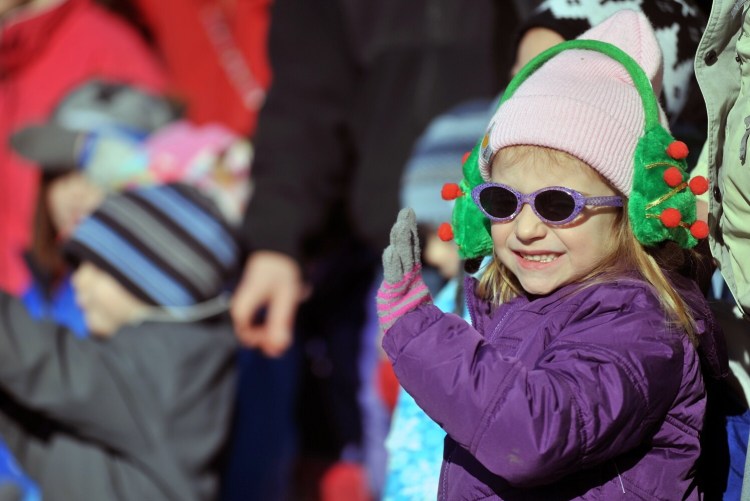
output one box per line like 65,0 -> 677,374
377,268 -> 431,333
377,208 -> 432,333
478,9 -> 665,195
63,183 -> 240,307
448,10 -> 706,260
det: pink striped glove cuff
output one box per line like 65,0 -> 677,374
376,267 -> 431,333
377,208 -> 432,333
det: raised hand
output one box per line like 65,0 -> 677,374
376,208 -> 432,333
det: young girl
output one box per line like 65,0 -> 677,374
376,10 -> 726,499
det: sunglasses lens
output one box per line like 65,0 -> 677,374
479,186 -> 518,219
535,189 -> 576,222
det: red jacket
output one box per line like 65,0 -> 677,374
0,0 -> 166,294
131,0 -> 272,136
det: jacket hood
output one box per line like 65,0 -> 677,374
465,271 -> 728,381
0,0 -> 77,75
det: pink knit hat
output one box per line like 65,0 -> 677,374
478,9 -> 666,196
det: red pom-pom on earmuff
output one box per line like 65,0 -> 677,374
441,183 -> 462,200
688,176 -> 709,195
666,140 -> 689,160
437,222 -> 454,241
461,151 -> 471,164
663,167 -> 683,187
660,208 -> 682,228
690,220 -> 709,239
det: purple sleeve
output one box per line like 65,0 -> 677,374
383,297 -> 685,486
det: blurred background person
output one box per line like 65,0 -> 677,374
0,183 -> 241,501
0,0 -> 167,296
9,79 -> 178,335
100,0 -> 272,137
229,0 -> 521,498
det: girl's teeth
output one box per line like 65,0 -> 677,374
522,254 -> 556,263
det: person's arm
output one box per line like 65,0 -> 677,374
0,293 -> 238,499
232,0 -> 358,354
230,251 -> 303,356
383,288 -> 686,486
0,293 -> 159,457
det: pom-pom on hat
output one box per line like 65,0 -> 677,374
445,10 -> 708,261
63,183 -> 240,309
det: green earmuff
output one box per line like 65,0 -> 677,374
438,39 -> 708,261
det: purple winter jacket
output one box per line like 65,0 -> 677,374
382,273 -> 726,500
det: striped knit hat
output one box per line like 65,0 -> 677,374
401,99 -> 494,227
63,183 -> 240,308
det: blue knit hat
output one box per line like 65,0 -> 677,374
400,99 -> 494,227
63,183 -> 240,308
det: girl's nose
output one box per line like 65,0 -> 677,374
513,203 -> 546,242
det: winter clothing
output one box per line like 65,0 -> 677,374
241,0 -> 504,264
234,2 -> 510,496
0,0 -> 166,295
383,273 -> 725,499
11,118 -> 252,226
377,9 -> 724,498
522,0 -> 707,125
0,181 -> 239,500
21,270 -> 86,337
129,0 -> 272,136
0,292 -> 238,501
383,277 -> 465,501
693,0 -> 750,319
63,183 -> 240,308
479,10 -> 665,195
452,11 -> 708,264
377,209 -> 432,333
692,0 -> 750,498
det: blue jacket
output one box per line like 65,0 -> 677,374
383,273 -> 726,499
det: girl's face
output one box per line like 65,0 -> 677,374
489,148 -> 620,296
47,172 -> 105,238
71,262 -> 149,337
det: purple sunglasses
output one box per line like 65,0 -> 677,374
472,183 -> 624,225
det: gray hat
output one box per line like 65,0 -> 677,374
53,79 -> 177,135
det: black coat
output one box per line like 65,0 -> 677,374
241,0 -> 510,264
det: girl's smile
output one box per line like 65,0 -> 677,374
490,147 -> 621,296
514,250 -> 562,268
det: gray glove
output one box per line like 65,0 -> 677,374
377,208 -> 432,332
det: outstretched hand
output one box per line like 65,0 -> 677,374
377,208 -> 432,333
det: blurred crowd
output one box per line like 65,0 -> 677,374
1,0 -> 748,500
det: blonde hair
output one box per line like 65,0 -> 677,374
476,146 -> 699,344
